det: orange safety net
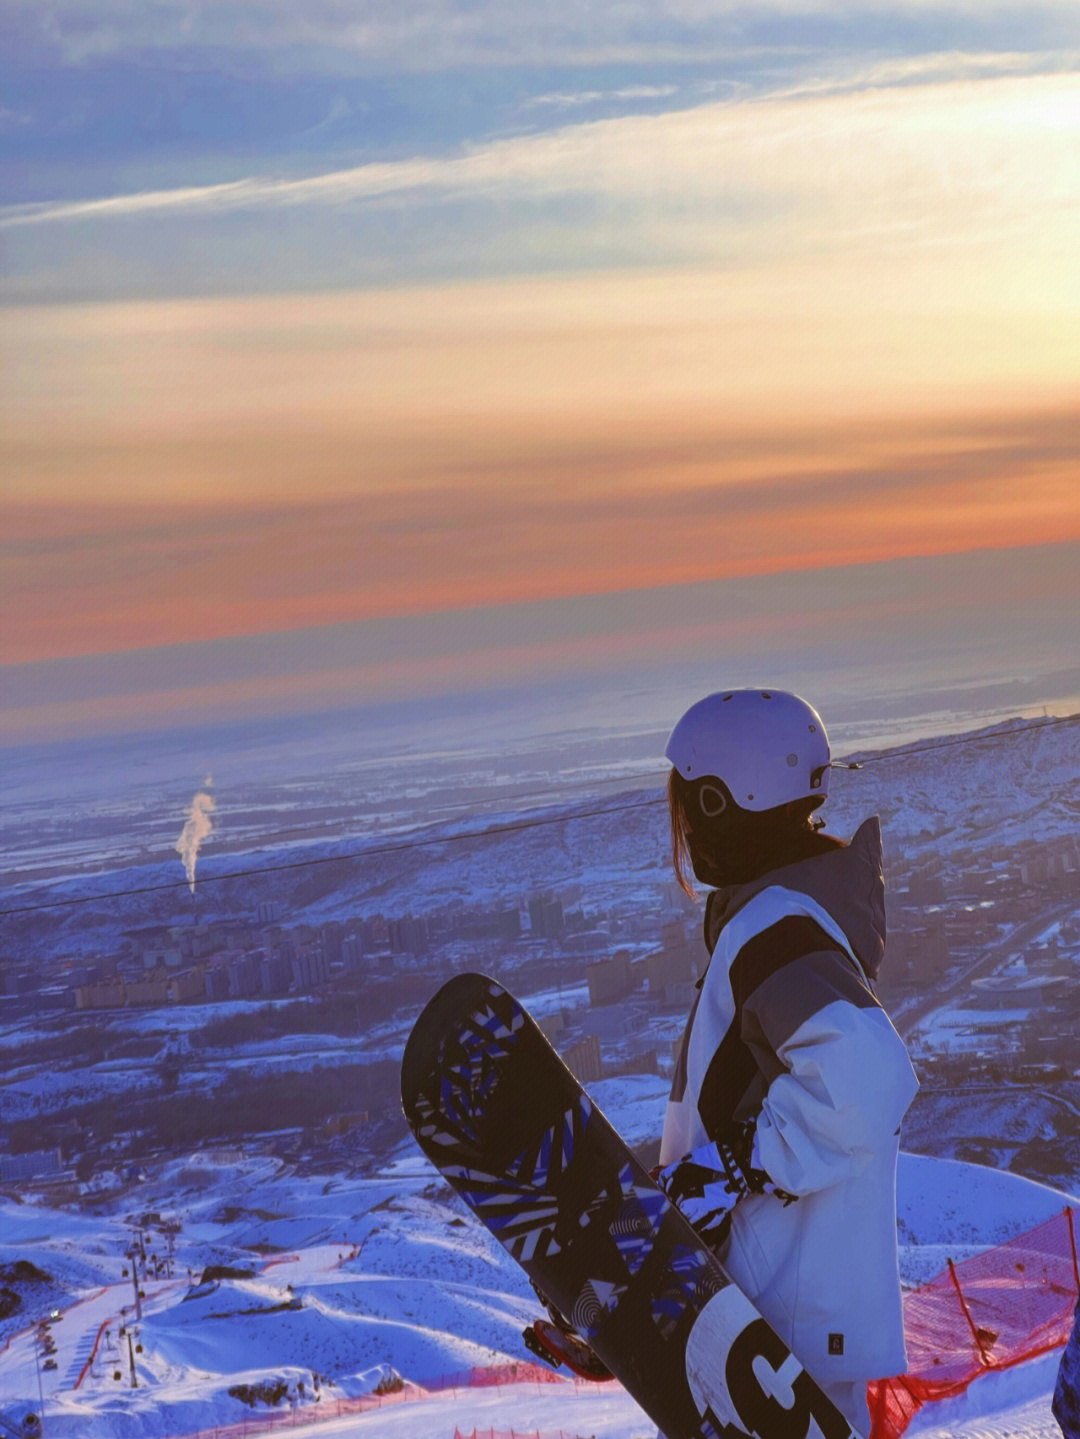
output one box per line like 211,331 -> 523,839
869,1205 -> 1080,1439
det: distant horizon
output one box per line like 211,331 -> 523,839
5,650 -> 1080,760
4,540 -> 1079,748
4,630 -> 1078,842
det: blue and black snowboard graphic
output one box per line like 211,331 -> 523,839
401,972 -> 860,1439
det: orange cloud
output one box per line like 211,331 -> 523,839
4,404 -> 1078,666
4,261 -> 1079,673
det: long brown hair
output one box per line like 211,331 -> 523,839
668,769 -> 697,897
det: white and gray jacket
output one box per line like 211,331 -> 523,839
659,816 -> 918,1382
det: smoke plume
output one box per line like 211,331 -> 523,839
176,783 -> 215,894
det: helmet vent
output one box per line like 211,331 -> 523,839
762,691 -> 772,699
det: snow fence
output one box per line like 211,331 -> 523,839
868,1204 -> 1080,1438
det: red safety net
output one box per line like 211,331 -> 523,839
869,1205 -> 1080,1439
430,1361 -> 574,1389
453,1431 -> 591,1439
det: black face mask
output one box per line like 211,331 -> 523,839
687,799 -> 832,888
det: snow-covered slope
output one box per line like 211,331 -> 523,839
2,1114 -> 1077,1439
897,1151 -> 1080,1285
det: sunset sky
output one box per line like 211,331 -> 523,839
2,2 -> 1079,744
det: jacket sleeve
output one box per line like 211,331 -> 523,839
735,920 -> 918,1197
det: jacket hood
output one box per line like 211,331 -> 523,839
703,816 -> 886,983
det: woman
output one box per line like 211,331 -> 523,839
656,688 -> 918,1436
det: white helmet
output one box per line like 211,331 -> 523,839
665,689 -> 831,811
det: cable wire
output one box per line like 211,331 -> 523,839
2,711 -> 1076,917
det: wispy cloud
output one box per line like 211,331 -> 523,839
0,105 -> 33,129
756,46 -> 1079,97
521,85 -> 680,111
9,1 -> 1080,71
3,69 -> 1077,315
4,71 -> 1076,239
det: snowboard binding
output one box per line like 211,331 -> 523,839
523,1281 -> 613,1381
523,1318 -> 614,1381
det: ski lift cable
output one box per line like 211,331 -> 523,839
0,797 -> 662,914
0,712 -> 1075,917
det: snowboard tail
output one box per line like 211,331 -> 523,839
401,972 -> 862,1439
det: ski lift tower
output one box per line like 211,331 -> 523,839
161,1219 -> 181,1279
125,1242 -> 143,1324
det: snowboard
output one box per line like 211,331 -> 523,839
400,972 -> 863,1439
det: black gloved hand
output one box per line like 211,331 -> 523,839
656,1116 -> 797,1245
